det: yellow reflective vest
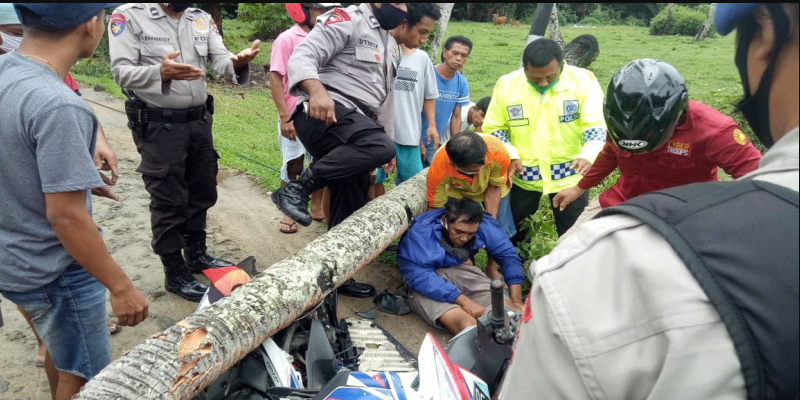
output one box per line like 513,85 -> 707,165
482,65 -> 607,194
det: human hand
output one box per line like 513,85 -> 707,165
508,159 -> 522,184
307,92 -> 337,125
109,284 -> 149,327
280,119 -> 297,141
382,157 -> 396,174
460,298 -> 487,319
230,40 -> 261,69
420,140 -> 427,161
425,126 -> 439,150
552,186 -> 586,211
508,300 -> 525,313
91,185 -> 119,201
570,158 -> 592,175
94,142 -> 119,186
160,51 -> 205,81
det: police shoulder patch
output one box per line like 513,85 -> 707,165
733,128 -> 748,145
110,13 -> 126,36
325,8 -> 351,25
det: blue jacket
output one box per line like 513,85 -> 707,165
398,209 -> 524,303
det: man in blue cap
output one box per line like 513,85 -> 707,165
499,3 -> 798,399
0,4 -> 149,399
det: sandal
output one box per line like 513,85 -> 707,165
279,220 -> 297,234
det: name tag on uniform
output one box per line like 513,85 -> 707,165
356,46 -> 381,63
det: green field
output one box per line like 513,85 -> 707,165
72,18 -> 747,264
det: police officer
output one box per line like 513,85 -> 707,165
271,3 -> 406,230
108,3 -> 261,302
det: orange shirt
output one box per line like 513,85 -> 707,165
427,134 -> 511,208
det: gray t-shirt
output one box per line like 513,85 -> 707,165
393,49 -> 438,146
0,52 -> 104,292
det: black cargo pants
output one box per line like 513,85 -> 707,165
132,108 -> 218,256
293,101 -> 395,229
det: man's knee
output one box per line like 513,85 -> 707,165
438,307 -> 478,334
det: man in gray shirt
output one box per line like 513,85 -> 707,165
0,4 -> 148,398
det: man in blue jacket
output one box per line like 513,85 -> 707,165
398,197 -> 525,334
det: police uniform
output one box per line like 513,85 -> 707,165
285,4 -> 399,228
108,4 -> 245,300
482,64 -> 607,236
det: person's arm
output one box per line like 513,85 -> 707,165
270,71 -> 298,140
484,185 -> 501,218
91,120 -> 120,201
574,72 -> 608,172
45,191 -> 148,326
423,98 -> 439,150
707,124 -> 763,179
481,222 -> 524,287
426,152 -> 451,208
482,80 -> 520,179
553,142 -> 618,211
449,105 -> 462,138
206,13 -> 258,85
300,78 -> 337,125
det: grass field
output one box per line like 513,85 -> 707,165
72,18 -> 747,264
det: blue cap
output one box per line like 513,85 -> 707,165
13,3 -> 123,31
715,3 -> 764,35
0,3 -> 21,26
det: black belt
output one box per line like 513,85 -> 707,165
145,103 -> 206,123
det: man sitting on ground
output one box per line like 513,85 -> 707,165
398,197 -> 524,334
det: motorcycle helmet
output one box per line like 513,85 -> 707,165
604,58 -> 689,154
285,3 -> 341,25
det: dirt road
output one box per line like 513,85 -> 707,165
0,85 -> 451,399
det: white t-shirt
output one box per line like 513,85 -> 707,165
460,101 -> 476,132
393,49 -> 438,146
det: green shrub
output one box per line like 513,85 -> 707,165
238,3 -> 293,41
649,5 -> 706,36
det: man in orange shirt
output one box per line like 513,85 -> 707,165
427,131 -> 514,280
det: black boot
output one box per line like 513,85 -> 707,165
161,252 -> 208,302
183,231 -> 233,273
271,168 -> 324,227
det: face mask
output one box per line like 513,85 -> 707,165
371,3 -> 407,30
0,32 -> 22,53
732,6 -> 790,149
528,76 -> 560,94
164,3 -> 191,13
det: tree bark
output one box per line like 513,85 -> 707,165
430,3 -> 454,62
694,3 -> 717,42
666,3 -> 674,33
74,172 -> 430,400
548,4 -> 566,49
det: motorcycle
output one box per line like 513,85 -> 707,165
192,260 -> 520,400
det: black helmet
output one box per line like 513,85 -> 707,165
604,58 -> 689,154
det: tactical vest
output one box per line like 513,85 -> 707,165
599,179 -> 799,400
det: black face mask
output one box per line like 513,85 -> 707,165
733,6 -> 790,149
164,3 -> 191,13
371,3 -> 407,30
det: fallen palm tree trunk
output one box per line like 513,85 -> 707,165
75,170 -> 429,400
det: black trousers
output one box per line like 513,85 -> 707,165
510,185 -> 588,242
293,102 -> 395,228
132,110 -> 218,255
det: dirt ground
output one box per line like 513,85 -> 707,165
0,86 -> 452,400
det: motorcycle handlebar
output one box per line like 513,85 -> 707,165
490,279 -> 505,324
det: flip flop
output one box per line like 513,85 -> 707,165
279,220 -> 298,234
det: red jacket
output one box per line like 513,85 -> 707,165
579,100 -> 762,208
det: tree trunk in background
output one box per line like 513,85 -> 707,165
431,3 -> 454,62
548,4 -> 565,49
694,3 -> 717,42
666,3 -> 674,32
74,171 -> 430,400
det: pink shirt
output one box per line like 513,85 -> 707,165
269,24 -> 308,113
